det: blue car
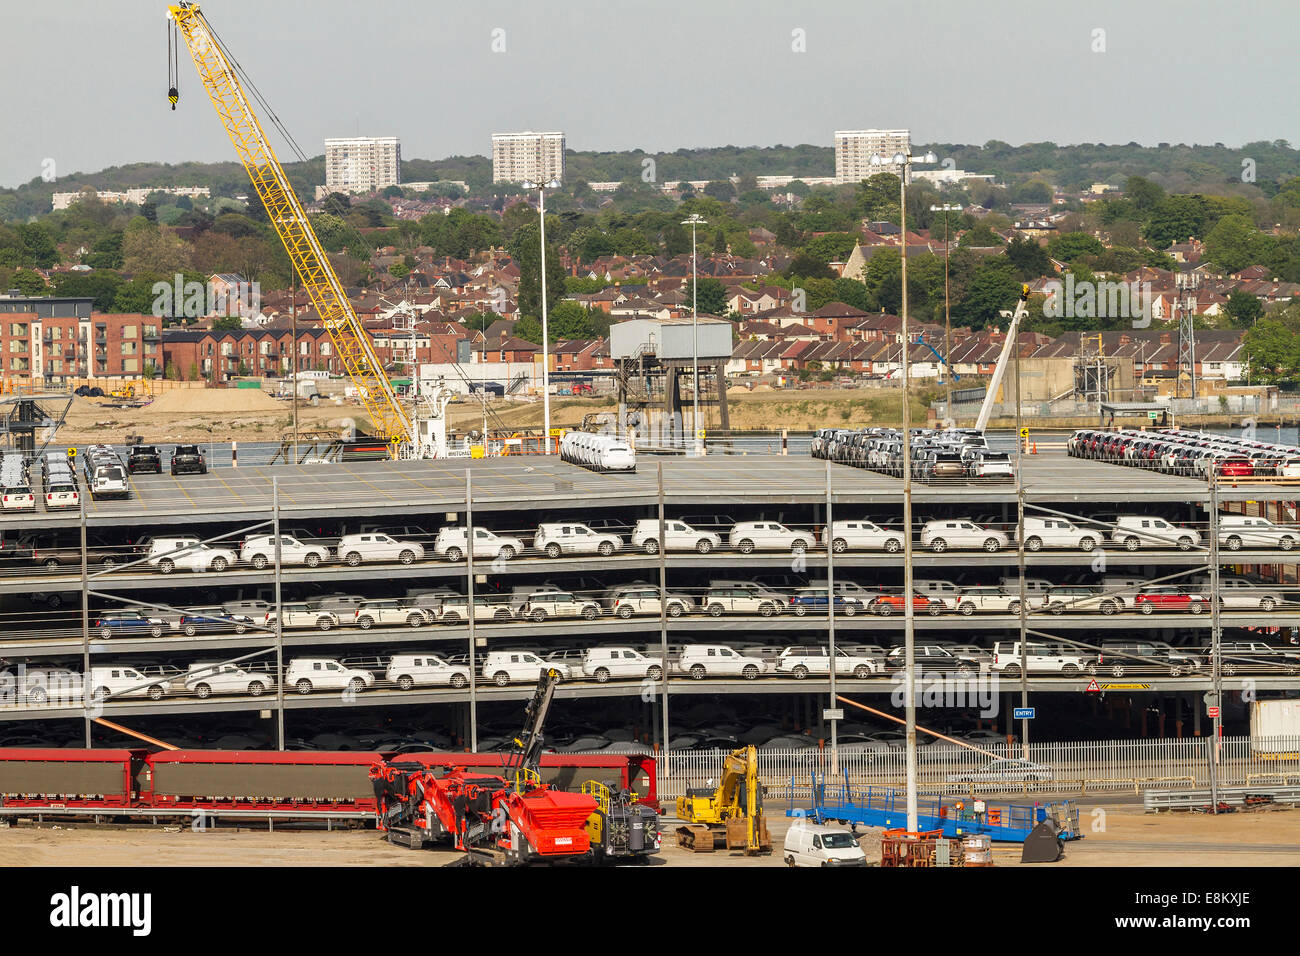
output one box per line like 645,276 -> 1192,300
788,588 -> 866,617
180,610 -> 253,636
95,610 -> 165,639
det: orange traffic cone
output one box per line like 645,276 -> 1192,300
1032,441 -> 1038,455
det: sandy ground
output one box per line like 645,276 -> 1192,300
3,806 -> 1298,867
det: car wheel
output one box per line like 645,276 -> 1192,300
668,602 -> 684,618
1226,536 -> 1242,552
101,556 -> 117,570
1190,601 -> 1204,615
742,664 -> 758,680
1282,537 -> 1296,552
594,667 -> 611,684
252,554 -> 269,570
1086,662 -> 1099,675
347,678 -> 365,694
1101,601 -> 1118,616
345,552 -> 362,567
451,674 -> 468,689
1124,537 -> 1140,552
597,541 -> 615,557
582,605 -> 598,621
792,665 -> 809,680
643,538 -> 659,555
648,665 -> 663,681
532,608 -> 547,622
1049,603 -> 1064,616
159,559 -> 175,574
407,613 -> 424,628
1261,597 -> 1277,612
248,682 -> 265,697
1008,601 -> 1021,616
885,538 -> 901,553
738,539 -> 754,554
853,665 -> 871,679
759,602 -> 775,618
1025,536 -> 1043,552
1223,664 -> 1237,677
1062,663 -> 1080,677
928,602 -> 943,616
43,558 -> 61,571
1169,666 -> 1184,678
99,627 -> 112,639
545,543 -> 561,559
296,679 -> 313,695
493,672 -> 510,687
399,550 -> 416,565
617,604 -> 633,619
397,675 -> 414,691
956,664 -> 976,679
1002,664 -> 1020,677
150,625 -> 163,638
317,617 -> 333,631
875,602 -> 893,617
689,664 -> 707,680
793,603 -> 807,617
832,538 -> 847,554
983,538 -> 1001,553
1140,602 -> 1154,615
446,546 -> 463,563
930,537 -> 948,553
305,553 -> 321,568
147,685 -> 164,701
696,538 -> 714,554
1079,537 -> 1097,552
211,556 -> 228,572
791,539 -> 808,554
1177,537 -> 1193,552
358,616 -> 373,630
195,683 -> 212,699
234,623 -> 248,634
707,603 -> 723,617
183,624 -> 197,636
494,609 -> 511,621
844,602 -> 858,618
959,602 -> 975,617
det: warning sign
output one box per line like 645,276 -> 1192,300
1208,706 -> 1220,718
1019,427 -> 1029,439
1084,678 -> 1101,693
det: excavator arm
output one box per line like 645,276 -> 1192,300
167,3 -> 410,445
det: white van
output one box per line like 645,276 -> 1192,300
480,651 -> 559,686
782,822 -> 867,867
385,654 -> 470,690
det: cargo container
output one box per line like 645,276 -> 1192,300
1250,699 -> 1300,754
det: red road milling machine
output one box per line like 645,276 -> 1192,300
369,670 -> 660,865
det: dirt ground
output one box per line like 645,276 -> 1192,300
3,806 -> 1297,867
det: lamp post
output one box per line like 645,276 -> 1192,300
523,179 -> 561,451
871,147 -> 936,835
930,203 -> 962,422
681,213 -> 707,454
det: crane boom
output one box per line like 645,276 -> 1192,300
167,3 -> 410,445
974,283 -> 1031,434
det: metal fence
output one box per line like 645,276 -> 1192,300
652,736 -> 1300,801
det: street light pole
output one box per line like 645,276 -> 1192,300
524,179 -> 561,452
682,213 -> 707,454
873,147 -> 935,835
930,203 -> 961,422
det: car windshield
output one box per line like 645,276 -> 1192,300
820,832 -> 858,849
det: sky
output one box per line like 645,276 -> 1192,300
3,0 -> 1299,188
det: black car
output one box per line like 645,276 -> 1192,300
127,445 -> 163,475
171,445 -> 208,475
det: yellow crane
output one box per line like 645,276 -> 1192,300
675,745 -> 772,854
166,3 -> 410,446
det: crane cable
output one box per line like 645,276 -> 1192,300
166,16 -> 179,109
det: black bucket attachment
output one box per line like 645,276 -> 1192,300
1020,820 -> 1064,863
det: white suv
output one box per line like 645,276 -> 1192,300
519,590 -> 602,622
1217,515 -> 1298,552
677,645 -> 767,680
534,523 -> 622,558
1111,516 -> 1200,552
285,658 -> 375,694
353,600 -> 434,629
266,603 -> 341,631
433,526 -> 526,562
774,645 -> 878,679
337,533 -> 425,566
147,537 -> 238,574
481,651 -> 560,686
990,641 -> 1089,677
241,534 -> 330,569
920,520 -> 1008,553
1019,517 -> 1101,552
630,518 -> 720,555
954,587 -> 1025,616
87,665 -> 169,701
608,584 -> 694,618
184,662 -> 273,698
385,654 -> 470,690
701,584 -> 787,617
580,647 -> 664,683
820,520 -> 904,554
728,521 -> 812,554
437,595 -> 515,622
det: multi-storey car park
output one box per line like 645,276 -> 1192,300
0,442 -> 1297,760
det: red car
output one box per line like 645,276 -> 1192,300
1216,457 -> 1254,478
871,592 -> 947,617
1135,586 -> 1208,614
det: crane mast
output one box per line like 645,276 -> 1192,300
167,2 -> 411,446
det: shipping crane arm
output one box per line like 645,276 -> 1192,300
166,2 -> 410,446
974,283 -> 1031,434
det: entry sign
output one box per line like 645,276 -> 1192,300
1208,706 -> 1221,719
1013,707 -> 1036,720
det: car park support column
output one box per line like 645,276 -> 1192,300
466,469 -> 478,753
80,495 -> 91,748
826,460 -> 838,773
656,463 -> 671,777
1015,317 -> 1030,759
1208,471 -> 1222,811
273,478 -> 285,750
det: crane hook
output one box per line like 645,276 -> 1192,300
168,86 -> 179,110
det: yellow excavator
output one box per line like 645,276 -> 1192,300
675,745 -> 772,854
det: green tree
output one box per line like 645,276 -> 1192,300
513,315 -> 543,343
960,223 -> 1005,247
853,173 -> 901,222
1143,194 -> 1206,248
1005,236 -> 1052,280
51,271 -> 122,310
784,253 -> 836,280
703,180 -> 736,202
212,316 -> 243,332
9,268 -> 47,295
547,300 -> 597,340
802,232 -> 858,264
1124,176 -> 1166,214
1245,317 -> 1300,382
1204,214 -> 1272,274
1224,289 -> 1265,327
17,223 -> 58,267
661,222 -> 690,258
1047,231 -> 1105,262
509,222 -> 566,320
952,255 -> 1021,328
389,261 -> 410,281
686,277 -> 727,315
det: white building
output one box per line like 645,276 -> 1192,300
492,131 -> 565,184
833,129 -> 911,184
323,136 -> 401,194
51,186 -> 210,211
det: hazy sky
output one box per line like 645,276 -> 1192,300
4,0 -> 1298,188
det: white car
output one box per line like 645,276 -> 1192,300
990,641 -> 1089,677
285,658 -> 375,694
954,587 -> 1025,616
946,759 -> 1053,784
240,534 -> 330,569
1111,516 -> 1200,552
1019,517 -> 1102,552
701,584 -> 787,617
1217,516 -> 1298,552
266,603 -> 341,631
820,520 -> 904,554
480,650 -> 560,686
385,654 -> 470,691
353,600 -> 434,629
87,665 -> 169,701
728,521 -> 812,554
1196,576 -> 1284,612
774,645 -> 879,679
533,522 -> 622,558
184,662 -> 273,699
580,647 -> 664,683
6,667 -> 84,705
337,533 -> 425,566
438,595 -> 515,623
519,590 -> 603,622
608,585 -> 694,619
676,645 -> 768,680
920,520 -> 1008,553
146,537 -> 238,574
783,822 -> 867,868
630,518 -> 720,555
432,526 -> 526,562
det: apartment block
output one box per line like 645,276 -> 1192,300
492,131 -> 565,184
834,129 -> 912,184
0,311 -> 158,386
324,136 -> 401,194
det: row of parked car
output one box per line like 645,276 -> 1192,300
811,426 -> 1016,481
1069,427 -> 1300,478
